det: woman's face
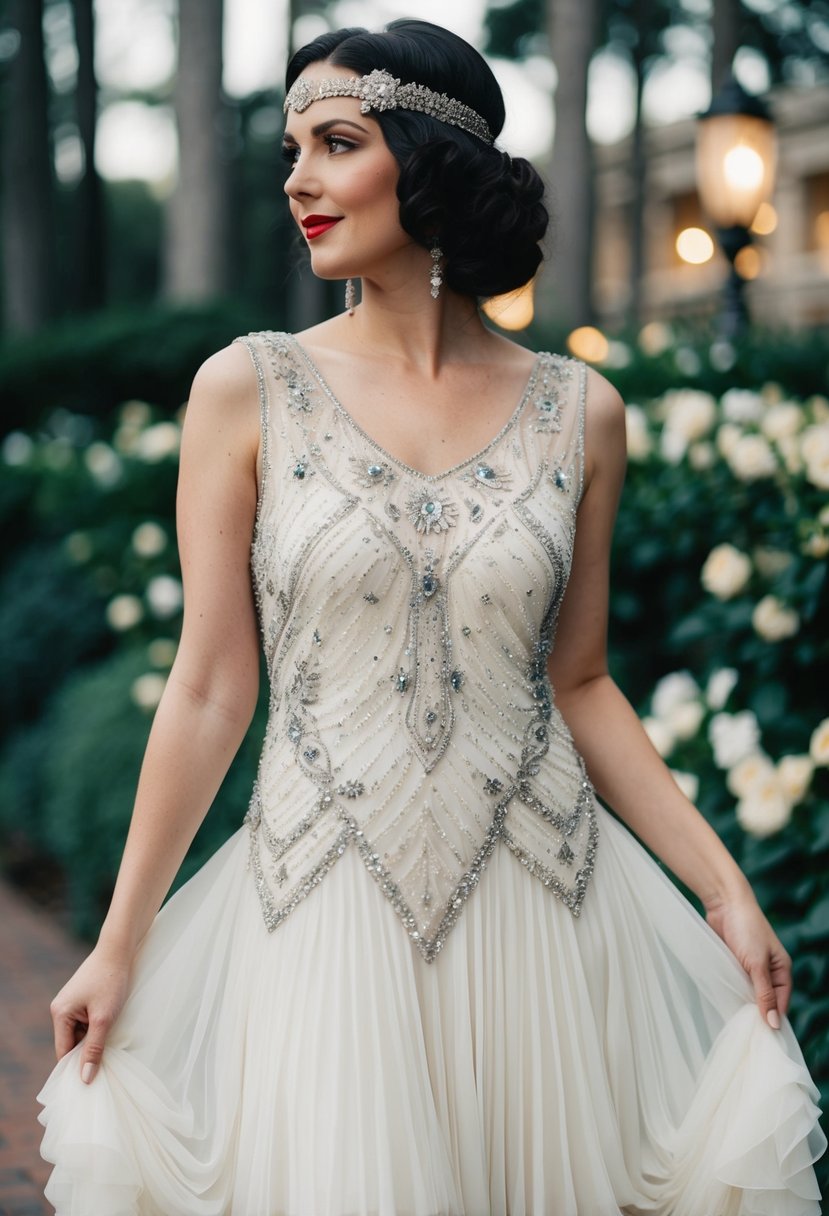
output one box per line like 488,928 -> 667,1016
282,64 -> 412,285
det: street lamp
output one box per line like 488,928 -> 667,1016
696,75 -> 777,338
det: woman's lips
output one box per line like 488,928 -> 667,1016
303,217 -> 342,240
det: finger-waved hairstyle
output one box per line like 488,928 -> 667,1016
285,19 -> 549,298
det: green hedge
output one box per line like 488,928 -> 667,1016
0,302 -> 270,432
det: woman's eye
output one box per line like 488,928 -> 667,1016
323,135 -> 356,154
279,135 -> 356,168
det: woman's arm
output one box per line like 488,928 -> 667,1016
50,341 -> 263,1077
547,367 -> 791,1028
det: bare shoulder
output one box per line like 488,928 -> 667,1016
181,342 -> 261,454
582,364 -> 625,425
580,365 -> 627,490
189,341 -> 260,409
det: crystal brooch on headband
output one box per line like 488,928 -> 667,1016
283,68 -> 494,145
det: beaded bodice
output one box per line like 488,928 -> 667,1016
235,331 -> 597,963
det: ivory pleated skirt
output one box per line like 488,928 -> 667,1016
37,801 -> 825,1215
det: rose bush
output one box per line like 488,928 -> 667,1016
611,368 -> 828,1173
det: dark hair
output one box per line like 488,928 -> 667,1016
285,19 -> 549,299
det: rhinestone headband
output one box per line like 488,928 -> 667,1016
283,68 -> 495,145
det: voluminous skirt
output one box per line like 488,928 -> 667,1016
37,802 -> 825,1215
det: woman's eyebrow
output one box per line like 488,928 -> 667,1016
283,118 -> 371,143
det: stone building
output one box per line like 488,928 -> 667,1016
593,84 -> 829,330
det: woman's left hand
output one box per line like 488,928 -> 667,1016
705,893 -> 792,1029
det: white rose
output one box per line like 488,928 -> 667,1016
651,670 -> 700,718
638,321 -> 673,356
775,434 -> 803,475
146,575 -> 183,619
119,400 -> 153,428
709,710 -> 761,769
726,434 -> 777,481
663,389 -> 717,443
700,544 -> 752,600
805,450 -> 829,491
777,755 -> 814,805
705,667 -> 739,710
752,595 -> 799,642
671,770 -> 700,803
147,637 -> 178,668
752,547 -> 792,578
660,427 -> 689,465
64,531 -> 93,563
802,532 -> 829,558
726,751 -> 775,798
761,402 -> 803,441
2,431 -> 34,465
132,522 -> 168,558
84,441 -> 123,488
721,388 -> 763,423
666,700 -> 706,741
807,394 -> 829,421
800,423 -> 829,464
716,423 -> 742,459
809,718 -> 829,767
736,776 -> 792,838
625,405 -> 652,461
688,442 -> 716,470
643,717 -> 675,758
106,594 -> 143,631
135,422 -> 181,462
131,672 -> 167,711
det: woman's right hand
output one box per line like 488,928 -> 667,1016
49,945 -> 133,1084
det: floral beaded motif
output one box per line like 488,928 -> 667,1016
234,331 -> 595,963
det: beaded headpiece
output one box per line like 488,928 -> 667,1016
283,68 -> 495,146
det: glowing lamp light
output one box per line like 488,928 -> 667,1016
695,74 -> 777,337
676,227 -> 714,265
567,327 -> 609,363
750,202 -> 778,236
815,211 -> 829,250
733,246 -> 763,280
482,279 -> 535,331
696,80 -> 777,231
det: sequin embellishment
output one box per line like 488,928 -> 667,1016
406,489 -> 458,534
235,331 -> 595,963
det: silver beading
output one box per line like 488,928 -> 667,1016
284,68 -> 494,145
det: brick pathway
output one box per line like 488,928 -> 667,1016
0,882 -> 86,1216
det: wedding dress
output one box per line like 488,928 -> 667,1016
38,331 -> 825,1215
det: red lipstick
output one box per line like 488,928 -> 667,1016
302,214 -> 343,240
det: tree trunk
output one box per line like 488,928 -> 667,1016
163,0 -> 230,302
711,0 -> 741,93
1,0 -> 56,334
628,46 -> 647,328
71,0 -> 105,312
285,0 -> 329,330
544,0 -> 599,331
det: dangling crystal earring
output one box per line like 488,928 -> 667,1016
429,240 -> 443,299
345,278 -> 357,314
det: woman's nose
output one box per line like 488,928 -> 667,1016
283,156 -> 319,201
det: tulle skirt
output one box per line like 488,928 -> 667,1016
37,802 -> 825,1215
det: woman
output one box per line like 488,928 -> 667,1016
38,18 -> 824,1215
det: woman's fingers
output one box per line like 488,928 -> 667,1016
79,1015 -> 111,1083
748,950 -> 791,1030
50,999 -> 84,1061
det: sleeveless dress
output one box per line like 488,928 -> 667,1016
37,331 -> 825,1215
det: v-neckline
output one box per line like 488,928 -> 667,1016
290,334 -> 543,483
